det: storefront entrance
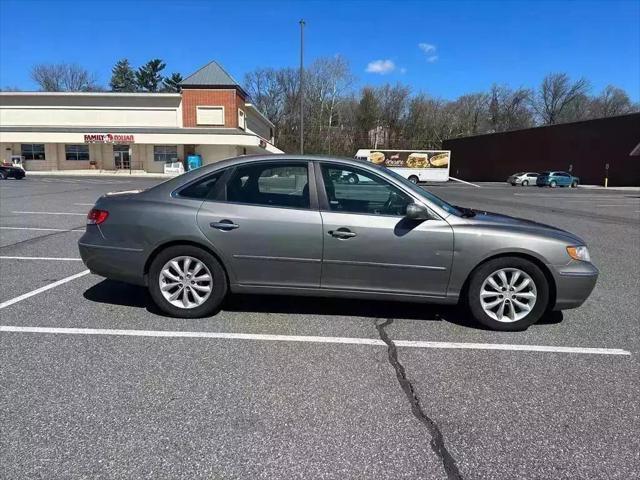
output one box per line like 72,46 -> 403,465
113,144 -> 131,170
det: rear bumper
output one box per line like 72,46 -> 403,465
550,262 -> 599,310
78,231 -> 147,286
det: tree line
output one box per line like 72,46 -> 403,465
244,56 -> 638,155
26,59 -> 183,93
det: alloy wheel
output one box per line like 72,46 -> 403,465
159,256 -> 213,309
479,268 -> 537,322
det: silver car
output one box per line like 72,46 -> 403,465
79,155 -> 598,331
507,172 -> 539,186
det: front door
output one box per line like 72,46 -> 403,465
113,145 -> 130,170
196,161 -> 323,288
318,163 -> 454,297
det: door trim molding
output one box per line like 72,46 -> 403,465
323,259 -> 446,271
233,254 -> 321,264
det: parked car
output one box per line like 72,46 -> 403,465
79,155 -> 598,331
507,172 -> 538,186
536,171 -> 579,188
0,164 -> 26,180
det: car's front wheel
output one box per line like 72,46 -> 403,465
571,180 -> 578,188
467,257 -> 549,331
148,245 -> 228,318
0,171 -> 7,180
408,175 -> 419,184
521,180 -> 529,186
549,180 -> 557,188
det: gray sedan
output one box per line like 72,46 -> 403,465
78,155 -> 598,331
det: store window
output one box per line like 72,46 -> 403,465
154,145 -> 178,162
21,144 -> 46,160
65,144 -> 90,161
196,106 -> 224,126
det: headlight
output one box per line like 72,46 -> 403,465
567,246 -> 591,262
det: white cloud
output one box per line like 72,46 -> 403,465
418,43 -> 439,62
418,43 -> 436,54
366,59 -> 396,74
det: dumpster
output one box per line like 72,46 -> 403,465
187,154 -> 203,171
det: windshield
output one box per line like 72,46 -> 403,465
373,164 -> 462,216
540,171 -> 550,175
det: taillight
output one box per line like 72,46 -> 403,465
87,208 -> 109,225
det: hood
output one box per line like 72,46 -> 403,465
464,210 -> 586,244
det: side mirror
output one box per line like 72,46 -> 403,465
405,203 -> 430,220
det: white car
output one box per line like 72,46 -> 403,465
507,172 -> 539,186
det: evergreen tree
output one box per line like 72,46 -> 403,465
109,59 -> 137,92
162,73 -> 183,92
136,59 -> 166,92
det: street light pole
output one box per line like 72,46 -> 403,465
299,19 -> 305,155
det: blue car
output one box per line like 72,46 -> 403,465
536,171 -> 580,188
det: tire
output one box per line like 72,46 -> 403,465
408,175 -> 419,184
148,245 -> 228,318
347,174 -> 358,184
521,180 -> 529,186
0,171 -> 7,180
467,257 -> 550,331
549,180 -> 557,188
571,180 -> 578,188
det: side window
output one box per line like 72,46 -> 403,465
178,171 -> 223,200
225,162 -> 310,209
320,164 -> 412,216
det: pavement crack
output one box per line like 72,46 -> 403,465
0,226 -> 85,251
376,318 -> 463,480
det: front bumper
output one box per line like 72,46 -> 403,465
550,261 -> 599,310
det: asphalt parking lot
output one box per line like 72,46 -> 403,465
1,175 -> 639,479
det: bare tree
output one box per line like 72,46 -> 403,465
489,85 -> 534,132
589,85 -> 634,118
534,73 -> 590,125
31,63 -> 98,91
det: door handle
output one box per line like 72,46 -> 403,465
328,229 -> 356,239
210,220 -> 239,231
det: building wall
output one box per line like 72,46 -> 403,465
181,89 -> 243,128
245,109 -> 272,140
442,114 -> 640,187
0,93 -> 182,128
195,145 -> 241,165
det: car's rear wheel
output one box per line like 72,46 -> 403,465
468,257 -> 549,331
346,173 -> 359,184
521,180 -> 529,186
408,175 -> 419,184
0,171 -> 7,180
148,245 -> 227,318
549,180 -> 557,188
571,180 -> 578,188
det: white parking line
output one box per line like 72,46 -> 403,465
0,326 -> 630,356
449,177 -> 481,188
73,203 -> 95,206
0,227 -> 84,232
595,204 -> 632,207
11,211 -> 87,216
0,270 -> 90,310
0,256 -> 82,261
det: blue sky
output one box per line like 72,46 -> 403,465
1,0 -> 638,100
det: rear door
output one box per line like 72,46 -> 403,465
317,162 -> 453,297
195,160 -> 323,288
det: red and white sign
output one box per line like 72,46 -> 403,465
84,134 -> 135,144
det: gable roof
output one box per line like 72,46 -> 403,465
180,60 -> 246,94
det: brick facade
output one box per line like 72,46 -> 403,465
181,88 -> 246,128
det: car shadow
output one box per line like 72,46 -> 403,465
83,279 -> 563,329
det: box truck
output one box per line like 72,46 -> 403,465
354,149 -> 451,183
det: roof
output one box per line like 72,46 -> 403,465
180,60 -> 246,93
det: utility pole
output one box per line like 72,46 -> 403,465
299,19 -> 305,155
